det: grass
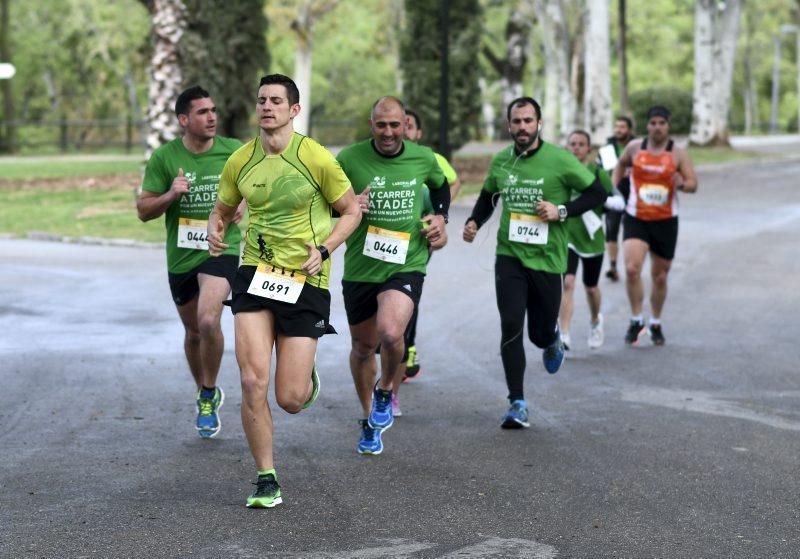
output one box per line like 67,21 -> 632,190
0,187 -> 165,242
0,143 -> 776,241
0,158 -> 143,180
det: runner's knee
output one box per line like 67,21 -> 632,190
240,369 -> 268,400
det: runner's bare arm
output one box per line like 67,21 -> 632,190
675,148 -> 698,193
612,143 -> 636,188
137,168 -> 190,222
301,188 -> 361,276
207,199 -> 237,257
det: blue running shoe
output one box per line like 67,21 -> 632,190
196,386 -> 224,438
501,400 -> 530,429
301,363 -> 320,409
357,419 -> 383,455
542,334 -> 565,374
368,386 -> 393,430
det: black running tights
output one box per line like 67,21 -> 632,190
495,255 -> 562,402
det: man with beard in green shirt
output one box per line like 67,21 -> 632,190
137,86 -> 243,439
463,97 -> 607,429
337,96 -> 450,455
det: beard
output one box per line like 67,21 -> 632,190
513,126 -> 539,153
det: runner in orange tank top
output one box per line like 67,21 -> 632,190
612,106 -> 697,347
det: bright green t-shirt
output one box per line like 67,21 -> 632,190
483,141 -> 595,274
216,132 -> 350,290
565,162 -> 613,257
336,139 -> 446,283
142,136 -> 242,274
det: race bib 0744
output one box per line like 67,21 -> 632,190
509,212 -> 548,245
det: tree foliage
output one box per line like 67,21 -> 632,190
400,0 -> 483,154
179,0 -> 269,139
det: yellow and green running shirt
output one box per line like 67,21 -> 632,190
142,136 -> 242,274
336,139 -> 446,283
216,132 -> 351,290
484,141 -> 595,274
565,162 -> 613,257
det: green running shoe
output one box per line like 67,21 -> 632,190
246,472 -> 282,508
302,363 -> 320,409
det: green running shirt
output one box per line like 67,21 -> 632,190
336,139 -> 446,283
216,132 -> 350,290
565,162 -> 613,257
142,136 -> 243,273
483,141 -> 595,273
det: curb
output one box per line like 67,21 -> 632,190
23,231 -> 164,249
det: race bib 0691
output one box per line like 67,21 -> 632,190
247,264 -> 306,304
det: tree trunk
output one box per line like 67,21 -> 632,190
478,77 -> 496,140
0,0 -> 15,153
690,0 -> 743,146
532,0 -> 581,141
145,0 -> 187,155
291,0 -> 340,137
616,0 -> 629,115
584,0 -> 612,142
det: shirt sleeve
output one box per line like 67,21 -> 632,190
216,155 -> 243,208
434,153 -> 458,184
141,149 -> 170,195
425,151 -> 446,190
566,153 -> 596,193
306,141 -> 351,204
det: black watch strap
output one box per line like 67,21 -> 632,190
317,245 -> 330,261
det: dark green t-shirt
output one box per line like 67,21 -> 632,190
142,136 -> 242,273
483,141 -> 594,273
565,162 -> 613,256
336,139 -> 445,282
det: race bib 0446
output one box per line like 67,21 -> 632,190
363,225 -> 410,264
177,218 -> 209,250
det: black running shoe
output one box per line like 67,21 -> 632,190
605,268 -> 619,282
246,473 -> 282,508
624,320 -> 646,346
649,324 -> 666,346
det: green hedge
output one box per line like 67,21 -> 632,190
628,88 -> 693,135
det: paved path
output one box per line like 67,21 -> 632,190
1,157 -> 799,557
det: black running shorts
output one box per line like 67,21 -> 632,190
623,214 -> 679,260
167,254 -> 238,306
228,265 -> 335,338
342,272 -> 425,326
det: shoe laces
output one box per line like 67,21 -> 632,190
253,475 -> 280,496
360,421 -> 376,442
374,390 -> 391,412
198,397 -> 215,416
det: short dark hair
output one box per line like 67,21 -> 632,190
507,96 -> 542,121
646,105 -> 671,121
175,86 -> 210,116
259,74 -> 300,105
615,115 -> 633,129
406,109 -> 422,130
568,129 -> 591,145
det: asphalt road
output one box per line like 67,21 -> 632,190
1,156 -> 799,558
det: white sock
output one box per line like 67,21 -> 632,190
649,317 -> 661,326
631,315 -> 644,324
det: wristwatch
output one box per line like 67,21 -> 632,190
317,245 -> 330,261
557,205 -> 568,222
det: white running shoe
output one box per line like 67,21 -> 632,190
588,314 -> 604,349
560,331 -> 571,353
